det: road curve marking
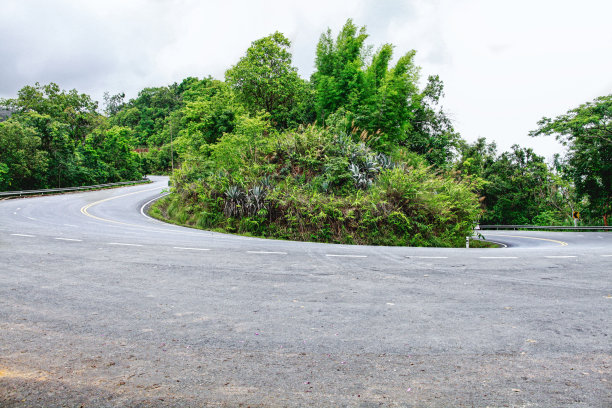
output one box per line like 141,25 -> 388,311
484,234 -> 568,247
80,187 -> 163,227
140,192 -> 170,221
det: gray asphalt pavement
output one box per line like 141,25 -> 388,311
1,176 -> 610,407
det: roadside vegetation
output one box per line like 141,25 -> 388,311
2,19 -> 610,246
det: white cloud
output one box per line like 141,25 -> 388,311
1,0 -> 610,159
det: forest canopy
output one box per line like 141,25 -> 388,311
2,19 -> 610,245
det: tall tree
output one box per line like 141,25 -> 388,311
225,32 -> 312,129
530,95 -> 612,225
311,19 -> 456,165
0,119 -> 48,190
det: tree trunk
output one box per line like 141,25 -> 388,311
604,214 -> 608,226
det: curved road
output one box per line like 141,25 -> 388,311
1,176 -> 610,407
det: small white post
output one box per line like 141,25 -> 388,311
466,236 -> 470,249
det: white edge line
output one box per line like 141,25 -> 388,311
326,254 -> 367,258
247,251 -> 287,255
173,247 -> 210,251
11,233 -> 35,237
55,238 -> 82,242
479,256 -> 518,259
407,256 -> 448,259
484,240 -> 508,248
140,192 -> 170,220
108,242 -> 143,247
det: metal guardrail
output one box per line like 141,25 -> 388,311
0,178 -> 150,198
478,224 -> 611,231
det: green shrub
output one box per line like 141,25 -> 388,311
158,124 -> 481,247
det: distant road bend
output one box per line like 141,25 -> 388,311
1,176 -> 610,407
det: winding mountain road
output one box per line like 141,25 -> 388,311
1,176 -> 610,407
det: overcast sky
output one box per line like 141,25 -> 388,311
1,0 -> 611,159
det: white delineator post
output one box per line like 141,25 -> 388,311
466,236 -> 470,248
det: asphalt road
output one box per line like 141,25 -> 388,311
1,176 -> 610,407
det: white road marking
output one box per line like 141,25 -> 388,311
55,238 -> 82,242
601,255 -> 612,257
140,192 -> 170,220
479,256 -> 518,259
247,251 -> 287,255
11,233 -> 35,237
407,256 -> 448,259
485,240 -> 508,248
326,254 -> 367,258
26,217 -> 37,221
545,255 -> 577,258
108,242 -> 143,247
64,224 -> 78,227
173,247 -> 210,251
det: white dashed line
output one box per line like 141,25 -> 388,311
545,255 -> 577,259
173,247 -> 211,251
247,251 -> 287,255
55,238 -> 82,242
479,256 -> 518,259
326,254 -> 367,258
11,233 -> 35,237
108,242 -> 143,247
26,217 -> 37,221
64,224 -> 78,227
407,256 -> 448,259
601,255 -> 612,257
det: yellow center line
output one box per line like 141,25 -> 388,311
484,233 -> 568,246
80,187 -> 163,227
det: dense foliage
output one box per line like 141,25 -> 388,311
530,95 -> 612,225
2,19 -> 608,242
0,83 -> 141,190
154,123 -> 480,247
456,139 -> 573,225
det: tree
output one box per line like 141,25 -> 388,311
312,20 -> 369,123
405,75 -> 459,167
311,20 -> 456,165
0,119 -> 48,190
455,139 -> 567,225
225,32 -> 312,129
2,82 -> 99,145
103,92 -> 125,116
530,95 -> 612,225
111,85 -> 182,146
1,83 -> 143,189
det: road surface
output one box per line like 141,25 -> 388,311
1,176 -> 610,407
